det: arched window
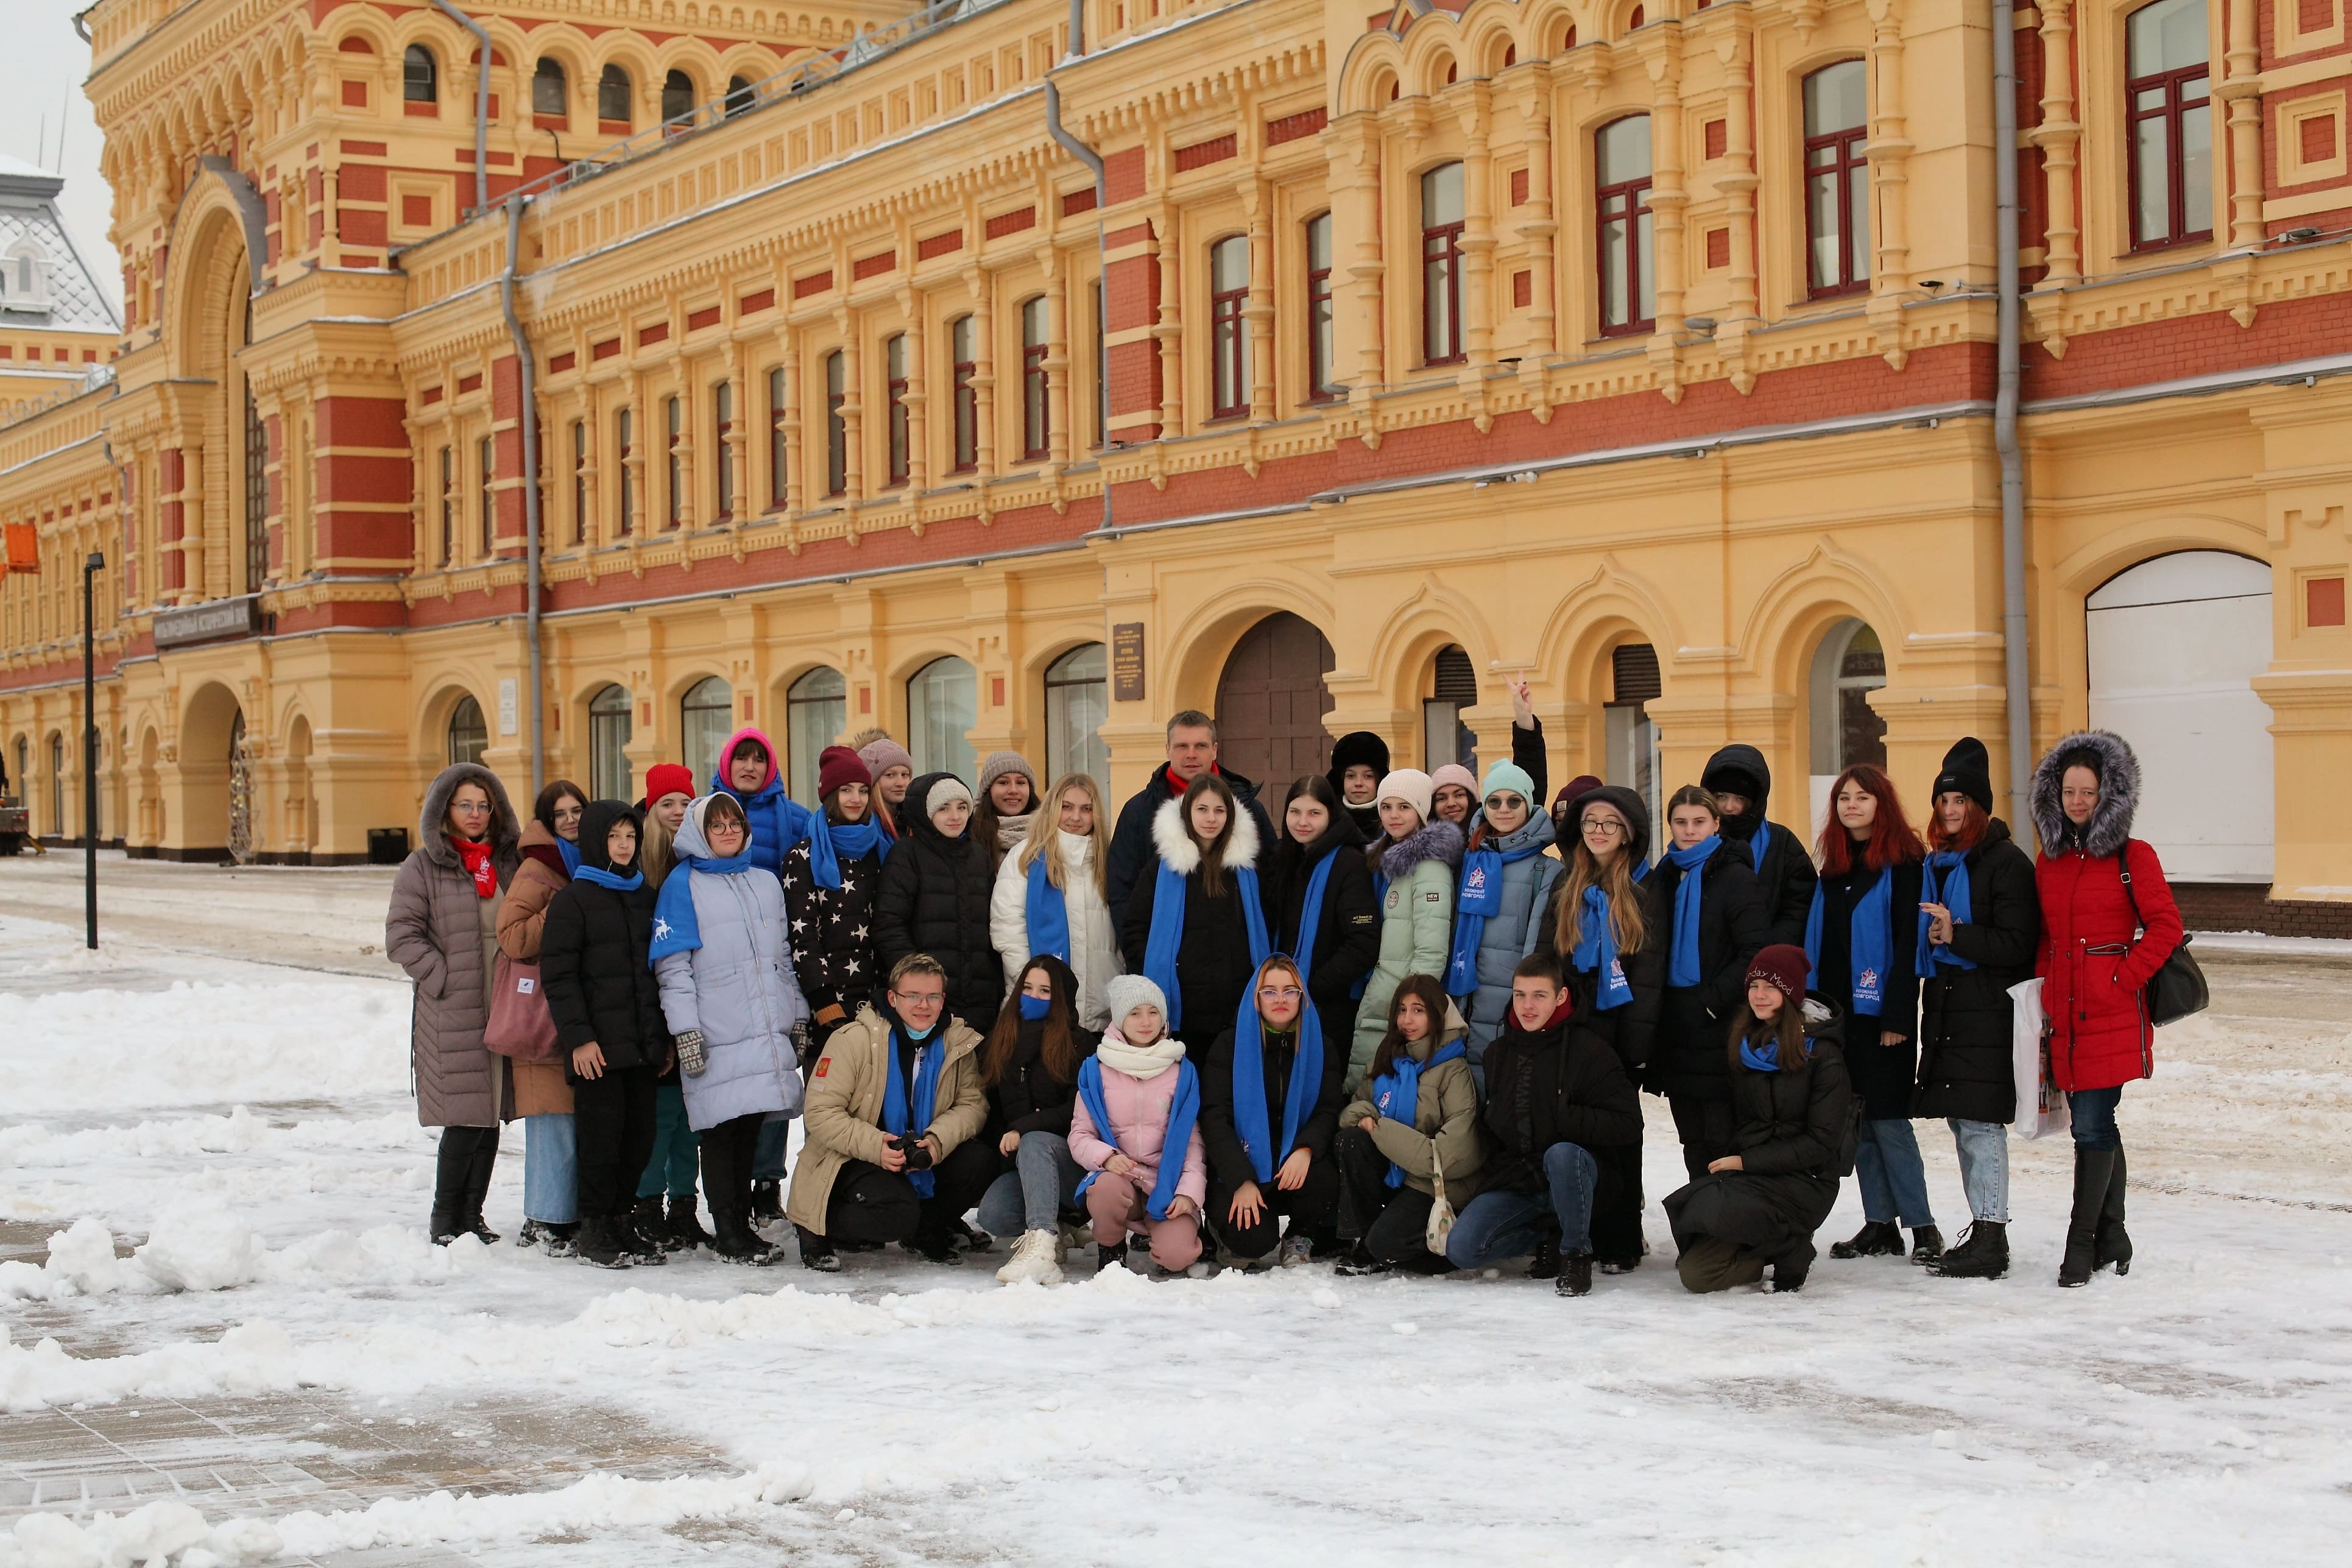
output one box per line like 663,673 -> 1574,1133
403,45 -> 438,104
588,684 -> 632,800
1596,117 -> 1655,334
1305,212 -> 1337,400
1044,643 -> 1110,784
948,316 -> 978,472
661,69 -> 695,122
1421,163 -> 1466,364
1809,620 -> 1888,785
906,657 -> 978,779
532,58 -> 567,118
1209,236 -> 1251,420
786,666 -> 847,802
824,350 -> 848,496
2127,0 -> 2213,249
884,334 -> 911,487
1020,297 -> 1050,461
1605,642 -> 1662,835
447,696 -> 489,766
597,64 -> 632,124
1803,61 -> 1870,296
725,74 -> 756,118
680,676 -> 733,784
1424,645 -> 1478,771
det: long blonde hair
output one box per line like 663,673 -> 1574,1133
641,809 -> 679,889
1017,772 -> 1111,895
1548,835 -> 1647,955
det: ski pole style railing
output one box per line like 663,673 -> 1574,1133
473,0 -> 1012,218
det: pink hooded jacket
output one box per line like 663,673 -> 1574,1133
1067,1034 -> 1209,1209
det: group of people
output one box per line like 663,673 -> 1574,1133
384,696 -> 2180,1294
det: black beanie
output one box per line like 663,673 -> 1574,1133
1932,736 -> 1995,815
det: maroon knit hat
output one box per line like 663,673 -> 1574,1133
645,763 -> 695,804
1747,944 -> 1810,1008
818,744 -> 872,799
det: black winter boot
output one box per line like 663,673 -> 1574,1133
630,1195 -> 676,1252
1094,1237 -> 1128,1274
796,1226 -> 840,1273
667,1193 -> 716,1252
712,1210 -> 780,1266
429,1137 -> 471,1244
906,1224 -> 964,1265
2058,1147 -> 2117,1287
749,1181 -> 783,1222
1768,1241 -> 1815,1294
1333,1244 -> 1389,1277
574,1217 -> 633,1270
2096,1146 -> 2133,1276
1829,1221 -> 1902,1259
617,1208 -> 667,1266
460,1136 -> 501,1245
1556,1252 -> 1595,1298
1525,1237 -> 1561,1280
1909,1226 -> 1946,1265
1927,1221 -> 2008,1279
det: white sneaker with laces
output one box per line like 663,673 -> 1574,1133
995,1229 -> 1065,1285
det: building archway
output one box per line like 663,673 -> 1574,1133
178,682 -> 243,860
1213,612 -> 1335,788
2088,550 -> 2273,883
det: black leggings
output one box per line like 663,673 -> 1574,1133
433,1125 -> 500,1223
573,1065 -> 659,1219
698,1113 -> 766,1223
826,1139 -> 1000,1243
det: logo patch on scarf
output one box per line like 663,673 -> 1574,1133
652,917 -> 671,941
1464,866 -> 1488,895
1857,967 -> 1879,994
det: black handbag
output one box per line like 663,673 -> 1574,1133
2118,847 -> 2209,1026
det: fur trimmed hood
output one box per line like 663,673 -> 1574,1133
2030,729 -> 2141,860
417,762 -> 520,868
1371,815 -> 1464,881
1150,792 -> 1262,874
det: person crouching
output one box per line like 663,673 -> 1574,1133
1068,975 -> 1208,1277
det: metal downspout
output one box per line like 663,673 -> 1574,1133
429,0 -> 492,212
1993,0 -> 2031,832
1046,0 -> 1111,528
501,197 -> 545,796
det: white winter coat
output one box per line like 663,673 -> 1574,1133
991,829 -> 1126,1031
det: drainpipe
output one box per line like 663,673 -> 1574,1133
1045,0 -> 1111,529
1993,0 -> 2031,833
430,0 -> 492,213
501,196 -> 545,795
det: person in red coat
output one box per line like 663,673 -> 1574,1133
2029,730 -> 2181,1288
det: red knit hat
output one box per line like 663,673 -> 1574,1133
1747,944 -> 1810,1008
818,744 -> 871,800
645,763 -> 695,804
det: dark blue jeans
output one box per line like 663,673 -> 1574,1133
1444,1143 -> 1600,1268
2068,1084 -> 2124,1151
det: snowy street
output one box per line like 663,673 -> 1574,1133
2,859 -> 2348,1565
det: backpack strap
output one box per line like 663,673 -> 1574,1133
2116,839 -> 2145,938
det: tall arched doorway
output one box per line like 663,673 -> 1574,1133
2088,551 -> 2273,883
1214,612 -> 1334,787
179,682 -> 244,861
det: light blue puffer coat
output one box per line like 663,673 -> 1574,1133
654,806 -> 810,1132
1456,810 -> 1558,1062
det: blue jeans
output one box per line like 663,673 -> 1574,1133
1948,1118 -> 2010,1223
752,1117 -> 789,1182
1445,1143 -> 1599,1268
2068,1084 -> 2124,1151
975,1132 -> 1087,1236
1853,1118 -> 1935,1227
635,1084 -> 699,1200
522,1113 -> 577,1224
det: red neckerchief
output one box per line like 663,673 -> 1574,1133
450,835 -> 496,898
1164,763 -> 1221,795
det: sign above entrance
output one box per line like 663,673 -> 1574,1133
1111,623 -> 1146,703
152,595 -> 264,651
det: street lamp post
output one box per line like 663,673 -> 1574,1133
83,551 -> 103,951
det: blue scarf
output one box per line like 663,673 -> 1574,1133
574,864 -> 643,892
1025,852 -> 1072,965
1227,989 -> 1323,1184
829,817 -> 885,863
1369,1039 -> 1467,1187
1745,820 -> 1771,874
1664,836 -> 1722,988
1444,835 -> 1548,997
1918,851 -> 1977,973
880,1025 -> 947,1198
1571,886 -> 1634,1010
1804,865 -> 1894,1017
1288,845 -> 1339,976
646,847 -> 754,964
1739,1036 -> 1784,1073
1143,857 -> 1269,1030
713,765 -> 839,891
1072,1056 -> 1200,1220
555,837 -> 582,877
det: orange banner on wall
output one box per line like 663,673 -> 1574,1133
1,522 -> 37,574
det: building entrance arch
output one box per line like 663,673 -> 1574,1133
1213,612 -> 1335,788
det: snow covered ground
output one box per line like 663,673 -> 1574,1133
2,872 -> 2350,1566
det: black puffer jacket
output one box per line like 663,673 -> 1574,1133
1642,841 -> 1770,1101
1118,796 -> 1265,1038
1106,763 -> 1276,927
1663,1001 -> 1857,1260
1913,819 -> 2041,1123
1703,744 -> 1818,949
1478,1005 -> 1645,1194
1263,814 -> 1380,1061
782,829 -> 884,1028
1199,1020 -> 1351,1191
983,955 -> 1090,1140
540,801 -> 668,1076
875,772 -> 1004,1030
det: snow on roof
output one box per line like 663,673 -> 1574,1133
0,158 -> 121,334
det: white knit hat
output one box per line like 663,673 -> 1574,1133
924,775 -> 974,818
1377,768 -> 1435,822
1104,973 -> 1168,1028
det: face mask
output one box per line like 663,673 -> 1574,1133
899,1016 -> 936,1041
1019,994 -> 1051,1020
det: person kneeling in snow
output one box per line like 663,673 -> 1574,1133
1661,945 -> 1857,1294
786,953 -> 995,1271
1444,955 -> 1642,1296
1068,975 -> 1209,1277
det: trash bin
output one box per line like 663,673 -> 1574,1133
367,828 -> 410,865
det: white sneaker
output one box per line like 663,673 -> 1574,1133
995,1229 -> 1065,1285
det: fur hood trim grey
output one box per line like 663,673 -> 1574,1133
417,763 -> 520,868
1372,816 -> 1465,881
2029,729 -> 2140,860
1150,793 -> 1262,874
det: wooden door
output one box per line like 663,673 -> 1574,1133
1214,612 -> 1335,791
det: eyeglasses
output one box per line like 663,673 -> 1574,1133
1256,986 -> 1304,1001
1581,818 -> 1626,837
449,800 -> 492,814
892,989 -> 945,1006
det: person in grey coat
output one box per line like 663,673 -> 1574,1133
385,762 -> 521,1245
650,792 -> 810,1264
1444,760 -> 1558,1070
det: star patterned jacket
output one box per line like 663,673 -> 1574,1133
781,835 -> 885,1038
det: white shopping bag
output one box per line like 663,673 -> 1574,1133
2008,978 -> 2069,1140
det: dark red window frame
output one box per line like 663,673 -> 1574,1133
1209,236 -> 1249,420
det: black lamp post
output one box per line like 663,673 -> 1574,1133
83,550 -> 103,951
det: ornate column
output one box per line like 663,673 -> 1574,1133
1243,177 -> 1275,422
1324,111 -> 1385,412
1456,80 -> 1498,370
2032,0 -> 2083,288
2219,0 -> 2266,252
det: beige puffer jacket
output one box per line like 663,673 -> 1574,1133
785,1002 -> 987,1234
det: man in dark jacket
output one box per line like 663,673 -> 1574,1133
1444,955 -> 1644,1296
1199,962 -> 1348,1265
1701,743 -> 1818,949
1105,710 -> 1277,925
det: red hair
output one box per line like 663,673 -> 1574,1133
1817,764 -> 1923,874
1927,796 -> 1990,854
